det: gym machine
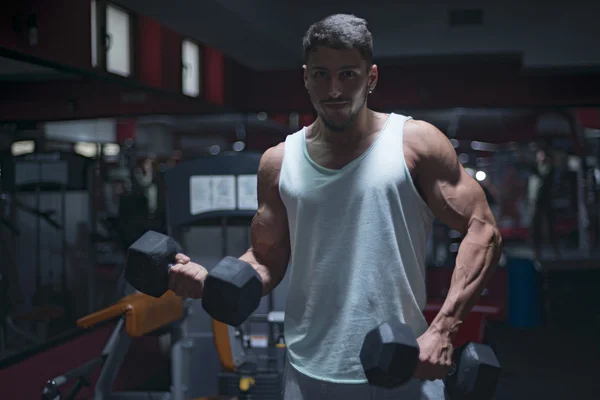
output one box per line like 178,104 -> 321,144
42,151 -> 286,400
161,151 -> 286,399
42,290 -> 189,400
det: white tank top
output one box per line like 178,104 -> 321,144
278,113 -> 435,383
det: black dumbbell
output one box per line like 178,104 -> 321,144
125,230 -> 263,326
360,320 -> 501,400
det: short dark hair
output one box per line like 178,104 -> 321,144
302,14 -> 373,66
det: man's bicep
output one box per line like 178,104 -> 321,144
431,168 -> 492,233
417,126 -> 494,233
251,146 -> 291,274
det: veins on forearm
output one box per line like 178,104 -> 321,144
432,223 -> 501,336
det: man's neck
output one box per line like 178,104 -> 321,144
314,108 -> 372,148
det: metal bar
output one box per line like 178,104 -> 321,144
221,216 -> 228,258
95,318 -> 132,399
88,156 -> 98,314
61,182 -> 67,313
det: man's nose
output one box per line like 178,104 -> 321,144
328,78 -> 342,98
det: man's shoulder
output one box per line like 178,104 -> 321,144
262,142 -> 285,165
260,125 -> 307,165
404,118 -> 442,139
403,119 -> 450,159
259,123 -> 308,181
259,143 -> 286,182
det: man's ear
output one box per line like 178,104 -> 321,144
303,65 -> 308,89
368,64 -> 378,92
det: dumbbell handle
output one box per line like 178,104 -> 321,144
165,261 -> 205,297
415,361 -> 457,380
446,362 -> 457,377
166,259 -> 199,271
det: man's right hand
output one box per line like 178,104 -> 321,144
168,253 -> 208,299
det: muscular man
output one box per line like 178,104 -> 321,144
170,14 -> 502,399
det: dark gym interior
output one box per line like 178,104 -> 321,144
1,1 -> 600,399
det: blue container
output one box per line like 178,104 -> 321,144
507,257 -> 543,328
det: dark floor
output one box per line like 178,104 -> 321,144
135,321 -> 600,399
490,245 -> 600,399
489,321 -> 600,399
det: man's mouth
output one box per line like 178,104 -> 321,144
323,101 -> 349,110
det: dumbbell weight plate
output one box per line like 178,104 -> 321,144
126,231 -> 183,298
445,342 -> 502,400
202,256 -> 263,327
360,321 -> 420,388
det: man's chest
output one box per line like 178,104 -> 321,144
306,141 -> 374,171
305,138 -> 419,182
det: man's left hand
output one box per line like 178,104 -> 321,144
414,328 -> 454,381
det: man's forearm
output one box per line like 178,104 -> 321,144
430,219 -> 502,340
239,248 -> 286,296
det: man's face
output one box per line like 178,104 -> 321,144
304,47 -> 377,132
537,150 -> 547,163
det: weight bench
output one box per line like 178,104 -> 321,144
42,291 -> 227,400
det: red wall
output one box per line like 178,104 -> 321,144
243,60 -> 600,113
223,58 -> 252,111
577,108 -> 600,129
204,47 -> 225,106
0,0 -> 92,71
0,0 -> 223,111
0,79 -> 222,122
2,0 -> 599,126
160,26 -> 183,93
137,16 -> 163,88
0,322 -> 168,400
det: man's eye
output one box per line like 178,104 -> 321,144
341,71 -> 356,78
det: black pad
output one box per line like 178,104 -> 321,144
125,231 -> 182,298
445,342 -> 502,400
360,321 -> 420,388
202,256 -> 263,327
